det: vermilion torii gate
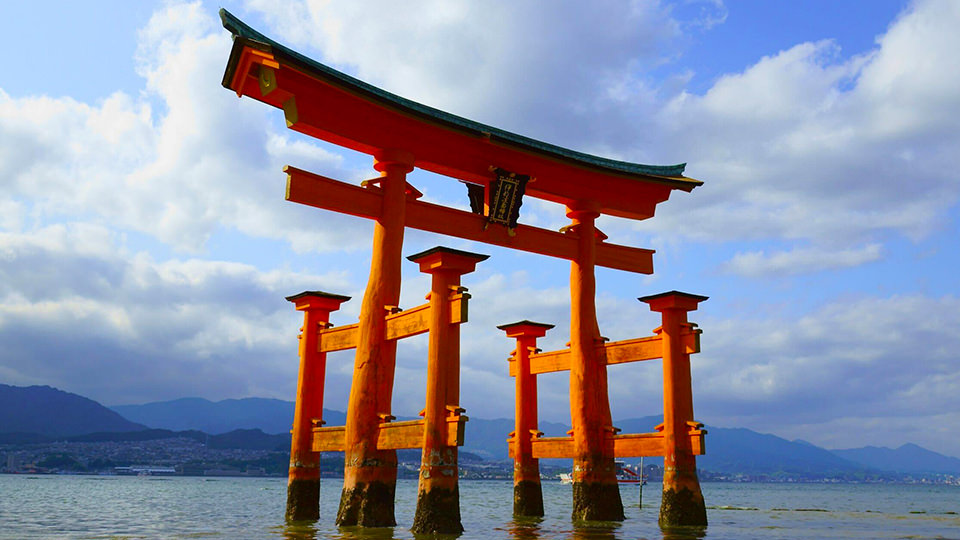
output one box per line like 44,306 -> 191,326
219,8 -> 707,532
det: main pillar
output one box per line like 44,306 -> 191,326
408,247 -> 487,534
337,149 -> 414,527
566,203 -> 624,521
499,321 -> 554,517
640,291 -> 709,528
285,291 -> 350,521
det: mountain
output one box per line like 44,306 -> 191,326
0,384 -> 146,437
459,417 -> 571,460
832,443 -> 960,474
7,385 -> 960,478
607,417 -> 868,476
111,397 -> 347,435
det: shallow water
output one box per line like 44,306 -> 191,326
0,476 -> 957,539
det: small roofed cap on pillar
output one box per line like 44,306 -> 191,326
285,290 -> 351,311
638,291 -> 708,312
497,320 -> 555,339
407,246 -> 489,274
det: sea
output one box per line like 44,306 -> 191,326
0,476 -> 957,539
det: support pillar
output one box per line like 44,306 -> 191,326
408,247 -> 488,534
337,149 -> 414,527
285,291 -> 350,521
498,321 -> 554,517
566,203 -> 624,521
640,291 -> 709,528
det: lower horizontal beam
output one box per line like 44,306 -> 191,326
312,416 -> 468,452
285,166 -> 654,274
523,430 -> 705,459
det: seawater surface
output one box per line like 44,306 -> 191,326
0,476 -> 957,539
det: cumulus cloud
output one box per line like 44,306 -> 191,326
0,224 -> 353,405
638,0 -> 960,251
694,295 -> 960,430
721,243 -> 883,277
0,2 -> 373,256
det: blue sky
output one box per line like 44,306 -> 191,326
2,0 -> 959,457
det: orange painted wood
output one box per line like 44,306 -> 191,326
286,292 -> 348,500
384,295 -> 469,340
312,425 -> 346,452
340,152 -> 411,501
529,437 -> 575,459
385,303 -> 431,340
318,323 -> 359,353
566,206 -> 617,486
513,331 -> 701,376
315,296 -> 469,353
285,167 -> 655,274
640,292 -> 709,500
229,50 -> 694,221
526,432 -> 704,459
312,418 -> 467,452
376,419 -> 425,450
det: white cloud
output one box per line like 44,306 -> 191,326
637,0 -> 960,250
693,294 -> 960,432
0,2 -> 372,256
0,223 -> 352,405
721,243 -> 883,277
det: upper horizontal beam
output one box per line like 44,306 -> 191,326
317,294 -> 469,353
511,330 -> 701,376
286,166 -> 654,274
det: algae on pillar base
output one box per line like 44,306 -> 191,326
284,291 -> 350,522
567,204 -> 624,522
408,247 -> 487,535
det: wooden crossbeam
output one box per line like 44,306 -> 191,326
285,166 -> 654,274
514,430 -> 705,459
509,330 -> 701,376
317,294 -> 468,353
312,416 -> 467,452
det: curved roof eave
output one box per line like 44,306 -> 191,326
219,8 -> 702,191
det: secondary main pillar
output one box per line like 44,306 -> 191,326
499,321 -> 554,517
640,291 -> 709,528
285,291 -> 350,521
408,247 -> 488,534
337,149 -> 414,527
566,203 -> 624,521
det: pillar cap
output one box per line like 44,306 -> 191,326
373,148 -> 415,172
286,290 -> 351,311
639,290 -> 708,312
497,320 -> 554,338
407,246 -> 489,274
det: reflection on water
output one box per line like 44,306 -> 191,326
1,476 -> 958,540
504,516 -> 543,540
659,525 -> 707,540
568,521 -> 621,540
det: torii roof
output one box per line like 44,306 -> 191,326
219,9 -> 702,220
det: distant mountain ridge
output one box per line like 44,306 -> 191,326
4,385 -> 959,477
833,443 -> 960,474
111,397 -> 346,435
0,384 -> 145,437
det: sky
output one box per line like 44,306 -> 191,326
1,0 -> 959,457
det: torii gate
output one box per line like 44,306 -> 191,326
219,9 -> 707,532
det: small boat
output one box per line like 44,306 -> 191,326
559,462 -> 646,485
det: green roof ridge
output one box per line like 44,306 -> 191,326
219,9 -> 688,180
